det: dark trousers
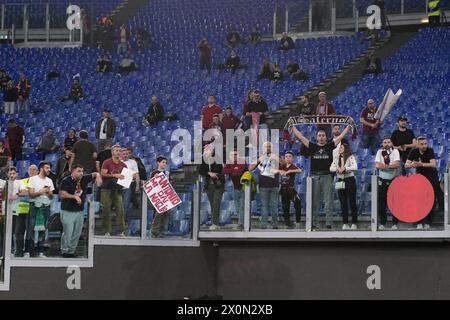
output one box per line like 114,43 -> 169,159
429,15 -> 441,27
15,213 -> 31,255
205,185 -> 224,226
378,178 -> 398,226
200,56 -> 212,72
337,176 -> 358,224
419,177 -> 445,225
10,146 -> 23,162
280,188 -> 301,224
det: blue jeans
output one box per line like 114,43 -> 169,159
362,132 -> 380,155
117,42 -> 128,55
123,188 -> 132,222
17,98 -> 29,113
243,116 -> 252,131
259,187 -> 279,228
233,189 -> 245,225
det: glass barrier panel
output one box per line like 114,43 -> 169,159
11,182 -> 91,259
312,0 -> 332,32
4,4 -> 24,30
123,182 -> 143,238
146,183 -> 194,239
274,6 -> 286,35
403,0 -> 427,14
28,4 -> 46,29
384,0 -> 402,14
336,0 -> 356,32
0,181 -> 6,282
336,0 -> 355,19
288,3 -> 310,33
95,183 -> 140,238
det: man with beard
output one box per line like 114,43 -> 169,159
27,162 -> 55,257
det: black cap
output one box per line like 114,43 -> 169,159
397,116 -> 408,122
103,108 -> 111,113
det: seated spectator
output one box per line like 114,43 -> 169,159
270,64 -> 284,82
3,80 -> 18,114
257,59 -> 275,80
64,128 -> 78,149
0,69 -> 11,90
224,50 -> 246,73
60,78 -> 83,103
363,55 -> 383,75
0,140 -> 11,160
143,96 -> 165,127
118,54 -> 139,74
226,29 -> 241,47
248,27 -> 262,44
279,32 -> 295,50
96,54 -> 113,73
35,128 -> 60,156
286,59 -> 308,80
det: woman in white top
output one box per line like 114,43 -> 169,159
330,143 -> 358,230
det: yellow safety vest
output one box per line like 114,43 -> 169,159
428,0 -> 441,17
18,178 -> 30,215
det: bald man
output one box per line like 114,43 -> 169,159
15,164 -> 38,257
144,96 -> 165,126
360,99 -> 381,155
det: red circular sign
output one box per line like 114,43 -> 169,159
387,174 -> 435,223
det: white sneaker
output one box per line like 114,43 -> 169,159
104,233 -> 111,237
295,222 -> 301,229
119,232 -> 126,237
416,224 -> 423,230
342,224 -> 350,230
391,224 -> 398,230
378,224 -> 385,230
209,224 -> 219,231
24,253 -> 30,258
351,224 -> 358,230
38,253 -> 47,258
424,224 -> 431,230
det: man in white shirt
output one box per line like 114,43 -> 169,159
375,137 -> 400,230
27,161 -> 55,258
121,148 -> 140,233
0,167 -> 26,256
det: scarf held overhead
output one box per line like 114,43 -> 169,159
285,115 -> 358,140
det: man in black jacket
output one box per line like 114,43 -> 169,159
144,96 -> 165,126
95,108 -> 117,152
55,147 -> 73,184
279,32 -> 295,50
